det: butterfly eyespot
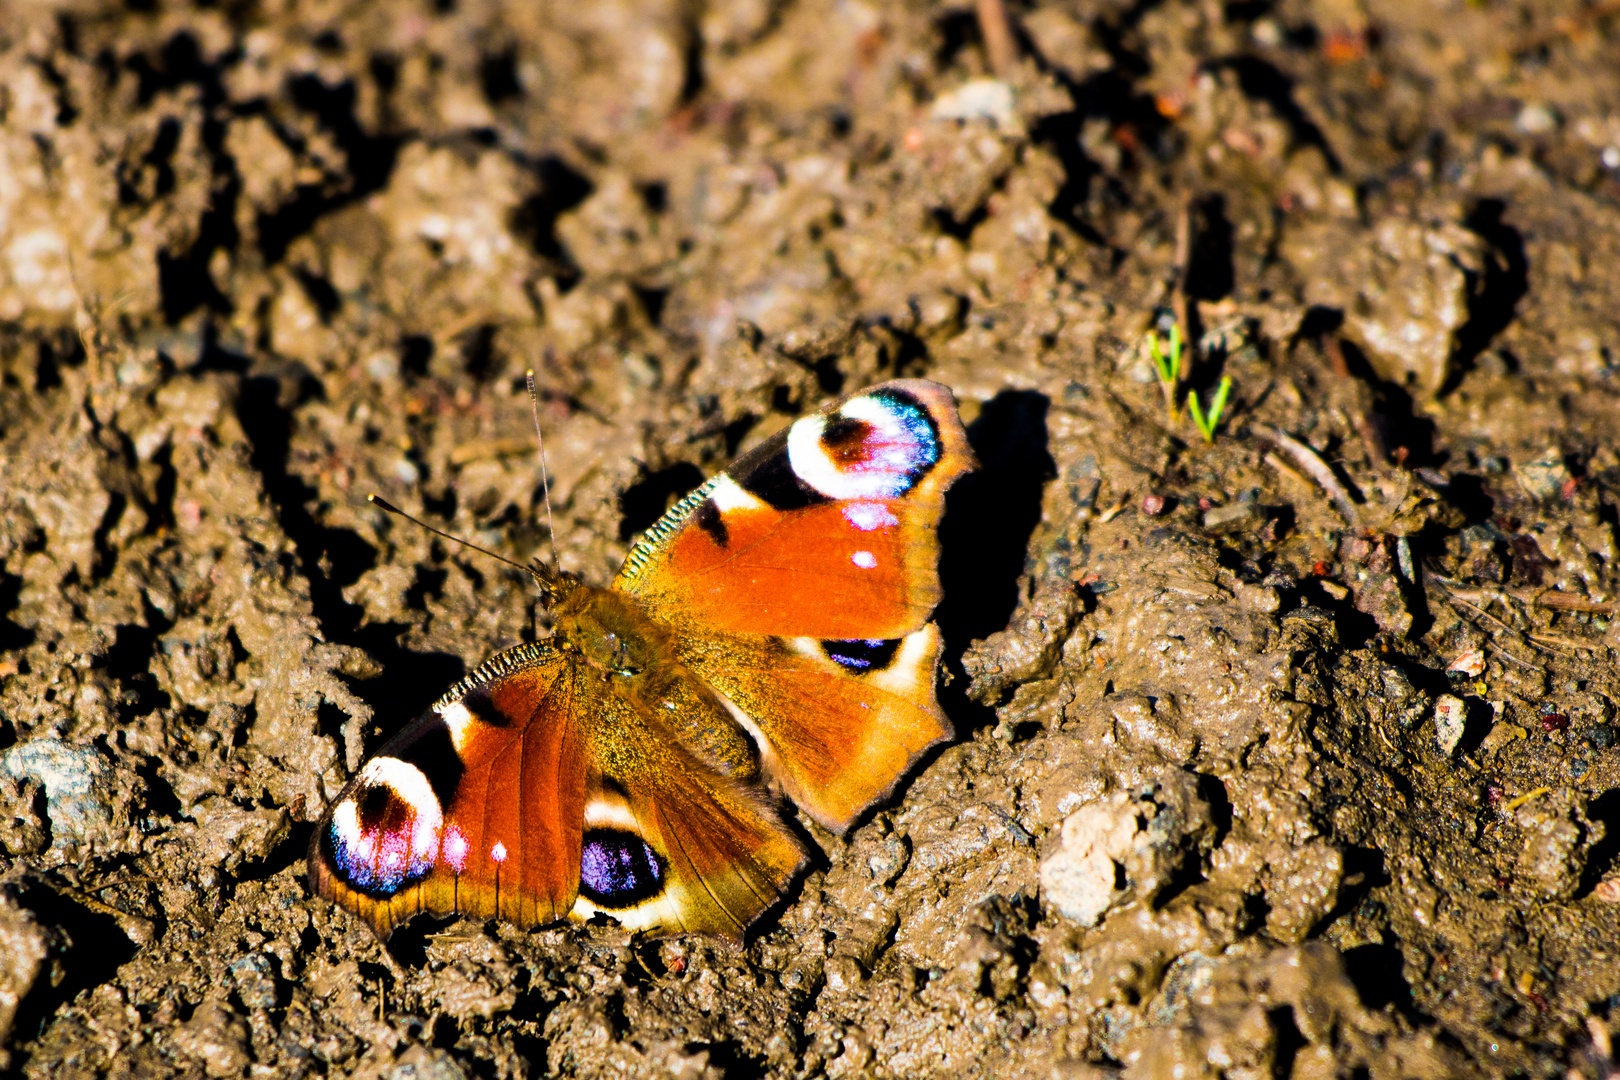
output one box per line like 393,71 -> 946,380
322,757 -> 444,898
842,502 -> 899,532
820,638 -> 903,672
579,828 -> 665,908
783,388 -> 943,502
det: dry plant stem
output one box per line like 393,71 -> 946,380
1437,589 -> 1549,662
1258,425 -> 1361,528
1160,373 -> 1180,424
975,0 -> 1019,77
1172,198 -> 1196,370
1527,632 -> 1603,652
1534,591 -> 1620,615
1435,579 -> 1620,617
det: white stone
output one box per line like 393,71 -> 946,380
1039,773 -> 1213,926
1434,694 -> 1468,755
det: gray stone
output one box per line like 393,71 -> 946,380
1515,449 -> 1570,501
0,740 -> 114,851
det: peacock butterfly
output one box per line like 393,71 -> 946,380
308,379 -> 975,939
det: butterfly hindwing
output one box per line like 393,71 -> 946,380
615,379 -> 975,641
577,690 -> 807,935
677,622 -> 951,831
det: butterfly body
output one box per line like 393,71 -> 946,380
309,379 -> 974,939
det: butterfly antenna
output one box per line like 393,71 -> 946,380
368,496 -> 533,575
526,369 -> 561,571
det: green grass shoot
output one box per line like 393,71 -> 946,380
1147,323 -> 1183,422
1187,375 -> 1233,444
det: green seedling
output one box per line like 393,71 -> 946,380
1187,375 -> 1233,445
1147,324 -> 1183,422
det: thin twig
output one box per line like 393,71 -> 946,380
1442,590 -> 1521,638
975,0 -> 1019,77
1534,591 -> 1619,615
1258,425 -> 1361,527
1488,642 -> 1544,669
1435,581 -> 1619,617
1435,589 -> 1548,664
1527,632 -> 1602,652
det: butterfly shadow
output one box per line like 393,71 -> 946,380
934,389 -> 1056,735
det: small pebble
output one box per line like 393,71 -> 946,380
1381,664 -> 1415,704
1447,649 -> 1486,678
1202,502 -> 1261,531
1142,494 -> 1166,516
929,78 -> 1017,128
1515,449 -> 1570,501
364,350 -> 401,381
1514,103 -> 1559,135
1585,724 -> 1617,750
1434,694 -> 1467,755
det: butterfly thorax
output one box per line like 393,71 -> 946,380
546,575 -> 761,781
547,576 -> 663,677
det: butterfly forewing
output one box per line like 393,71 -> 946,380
612,379 -> 971,832
615,380 -> 974,641
308,645 -> 587,936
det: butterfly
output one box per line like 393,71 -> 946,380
308,379 -> 975,940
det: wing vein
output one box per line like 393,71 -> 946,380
659,802 -> 745,934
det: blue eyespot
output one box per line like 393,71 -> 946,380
580,828 -> 665,908
822,638 -> 902,672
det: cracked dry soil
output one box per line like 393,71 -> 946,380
2,0 -> 1620,1077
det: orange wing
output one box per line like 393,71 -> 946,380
676,623 -> 952,831
613,379 -> 973,831
614,379 -> 975,641
308,643 -> 805,939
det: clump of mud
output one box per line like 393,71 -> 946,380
2,0 -> 1619,1077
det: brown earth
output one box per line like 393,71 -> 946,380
2,0 -> 1619,1077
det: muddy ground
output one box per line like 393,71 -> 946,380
2,0 -> 1619,1076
